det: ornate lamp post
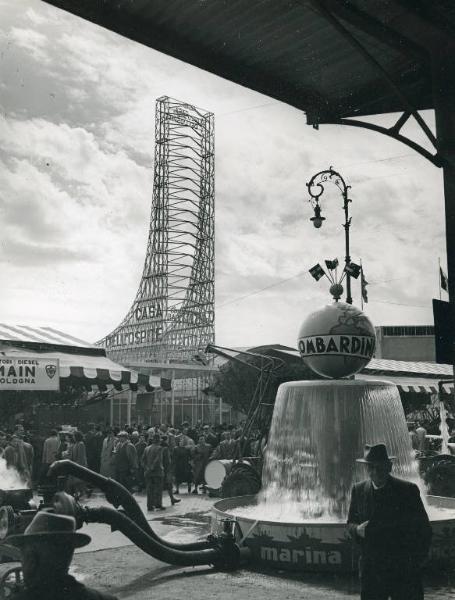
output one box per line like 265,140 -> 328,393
307,167 -> 353,304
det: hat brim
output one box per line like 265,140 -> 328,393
356,456 -> 395,463
3,531 -> 91,549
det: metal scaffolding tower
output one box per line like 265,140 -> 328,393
97,96 -> 215,365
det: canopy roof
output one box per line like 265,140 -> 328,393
42,0 -> 455,121
357,374 -> 453,395
0,323 -> 99,352
0,325 -> 170,391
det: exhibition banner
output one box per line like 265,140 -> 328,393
0,357 -> 60,391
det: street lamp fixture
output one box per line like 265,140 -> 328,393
309,203 -> 326,229
307,167 -> 353,304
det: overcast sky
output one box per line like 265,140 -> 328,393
0,0 -> 448,350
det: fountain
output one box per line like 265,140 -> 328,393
211,302 -> 455,572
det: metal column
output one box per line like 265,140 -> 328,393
432,53 -> 455,389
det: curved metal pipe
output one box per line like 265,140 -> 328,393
48,460 -> 151,531
48,460 -> 211,550
82,506 -> 247,570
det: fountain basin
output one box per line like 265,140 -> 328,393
211,495 -> 455,572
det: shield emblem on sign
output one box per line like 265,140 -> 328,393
45,364 -> 57,379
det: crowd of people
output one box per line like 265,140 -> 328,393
408,422 -> 430,452
0,421 -> 263,512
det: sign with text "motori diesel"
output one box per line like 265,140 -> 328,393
0,357 -> 60,390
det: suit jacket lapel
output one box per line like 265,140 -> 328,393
364,480 -> 374,520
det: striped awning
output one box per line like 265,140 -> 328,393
0,345 -> 171,392
364,358 -> 453,377
356,374 -> 453,395
0,323 -> 97,348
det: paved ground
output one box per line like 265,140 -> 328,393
75,489 -> 213,552
66,489 -> 455,600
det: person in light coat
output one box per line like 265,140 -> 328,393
100,428 -> 116,478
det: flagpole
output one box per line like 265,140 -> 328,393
360,260 -> 364,311
439,257 -> 442,300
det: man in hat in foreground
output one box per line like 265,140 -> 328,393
2,511 -> 118,599
347,443 -> 432,600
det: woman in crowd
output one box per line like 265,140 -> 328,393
100,428 -> 116,478
173,436 -> 193,494
161,435 -> 181,505
190,434 -> 211,494
66,430 -> 87,498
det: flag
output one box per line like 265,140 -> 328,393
309,263 -> 325,281
325,258 -> 339,271
440,267 -> 448,292
344,261 -> 361,279
361,266 -> 368,303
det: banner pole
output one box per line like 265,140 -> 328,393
360,259 -> 364,311
439,257 -> 442,300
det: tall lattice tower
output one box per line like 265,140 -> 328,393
98,97 -> 215,364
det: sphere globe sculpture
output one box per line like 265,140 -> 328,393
297,302 -> 376,378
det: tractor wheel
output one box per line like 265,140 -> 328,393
221,463 -> 261,498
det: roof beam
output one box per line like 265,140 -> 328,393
387,1 -> 455,54
314,0 -> 429,64
308,0 -> 439,150
43,0 -> 327,116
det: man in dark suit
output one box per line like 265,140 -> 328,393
347,443 -> 432,600
2,511 -> 118,599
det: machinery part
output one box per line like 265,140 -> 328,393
0,506 -> 36,544
49,460 -> 153,534
423,454 -> 455,497
205,459 -> 262,499
52,491 -> 84,529
0,489 -> 33,511
205,460 -> 234,490
221,463 -> 262,499
0,562 -> 23,599
36,476 -> 67,506
0,507 -> 15,541
48,460 -> 211,551
82,507 -> 249,570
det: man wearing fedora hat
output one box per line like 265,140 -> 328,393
2,511 -> 118,599
347,443 -> 432,600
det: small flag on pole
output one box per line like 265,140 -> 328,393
325,258 -> 339,271
309,263 -> 325,281
344,261 -> 361,279
440,267 -> 449,292
361,266 -> 368,303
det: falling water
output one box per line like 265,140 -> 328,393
439,398 -> 450,455
0,457 -> 28,489
239,380 -> 421,522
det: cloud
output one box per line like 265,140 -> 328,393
1,239 -> 89,266
25,7 -> 50,26
0,115 -> 151,222
9,26 -> 50,63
